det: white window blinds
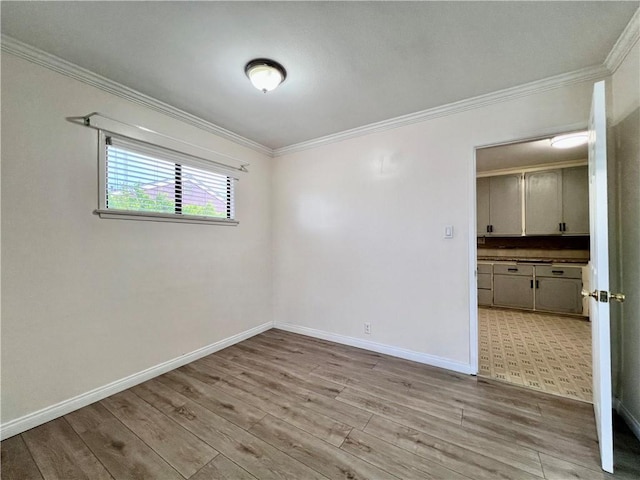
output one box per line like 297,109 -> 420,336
101,134 -> 236,223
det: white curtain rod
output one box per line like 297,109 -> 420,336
75,112 -> 249,173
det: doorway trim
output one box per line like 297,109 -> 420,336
468,121 -> 588,375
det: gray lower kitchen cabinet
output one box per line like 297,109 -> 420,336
479,262 -> 584,314
536,278 -> 583,313
478,288 -> 493,305
493,275 -> 534,309
535,265 -> 583,314
477,263 -> 493,306
492,264 -> 534,309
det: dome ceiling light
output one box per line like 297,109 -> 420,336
245,58 -> 287,93
550,131 -> 589,149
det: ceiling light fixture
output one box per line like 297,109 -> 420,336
550,131 -> 589,149
245,58 -> 287,93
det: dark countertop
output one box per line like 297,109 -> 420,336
478,257 -> 588,265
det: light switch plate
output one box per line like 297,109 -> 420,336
444,225 -> 454,239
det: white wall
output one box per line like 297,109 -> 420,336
612,39 -> 640,435
273,81 -> 596,370
612,40 -> 640,123
1,54 -> 273,425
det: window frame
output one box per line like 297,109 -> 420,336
95,131 -> 239,226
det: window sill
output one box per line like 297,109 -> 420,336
94,209 -> 239,226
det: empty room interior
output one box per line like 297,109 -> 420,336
2,2 -> 640,479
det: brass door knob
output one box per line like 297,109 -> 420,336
581,289 -> 625,302
610,293 -> 625,303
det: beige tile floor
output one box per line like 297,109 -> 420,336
479,307 -> 593,402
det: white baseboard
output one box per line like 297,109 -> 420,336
274,323 -> 474,375
615,398 -> 640,441
0,321 -> 272,440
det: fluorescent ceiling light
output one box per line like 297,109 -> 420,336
245,59 -> 287,93
550,131 -> 589,149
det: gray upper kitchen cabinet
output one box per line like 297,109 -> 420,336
562,166 -> 589,234
481,174 -> 522,235
490,175 -> 522,235
478,166 -> 588,237
525,170 -> 563,235
524,166 -> 589,235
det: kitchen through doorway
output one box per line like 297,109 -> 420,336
475,133 -> 593,403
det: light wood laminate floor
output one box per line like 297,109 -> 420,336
2,329 -> 639,479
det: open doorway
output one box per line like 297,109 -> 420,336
474,132 -> 593,403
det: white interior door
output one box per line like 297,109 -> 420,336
588,80 -> 613,473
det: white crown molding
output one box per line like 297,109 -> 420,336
273,64 -> 609,157
605,7 -> 640,74
274,323 -> 474,375
0,34 -> 273,157
0,321 -> 273,440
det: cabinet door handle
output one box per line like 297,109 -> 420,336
536,280 -> 539,288
530,280 -> 534,288
562,222 -> 567,231
559,223 -> 563,232
508,268 -> 518,272
552,270 -> 564,275
487,225 -> 491,233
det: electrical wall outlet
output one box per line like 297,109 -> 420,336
364,322 -> 371,334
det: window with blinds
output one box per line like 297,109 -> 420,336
98,133 -> 237,224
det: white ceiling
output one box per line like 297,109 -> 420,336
476,135 -> 588,172
1,1 -> 637,150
